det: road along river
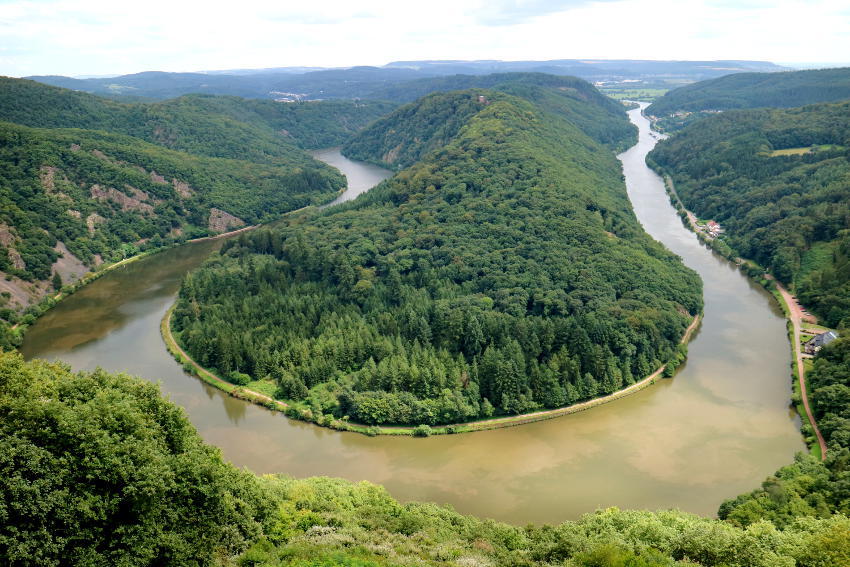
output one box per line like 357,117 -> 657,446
22,122 -> 804,525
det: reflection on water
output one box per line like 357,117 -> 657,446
22,135 -> 803,525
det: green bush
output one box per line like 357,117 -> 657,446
412,424 -> 432,437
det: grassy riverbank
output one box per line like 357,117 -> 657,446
162,302 -> 701,436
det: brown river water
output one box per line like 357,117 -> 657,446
21,110 -> 804,525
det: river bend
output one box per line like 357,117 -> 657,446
22,119 -> 803,524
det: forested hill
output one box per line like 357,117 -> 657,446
648,100 -> 850,328
0,77 -> 390,345
172,89 -> 702,427
0,77 -> 394,159
0,120 -> 341,344
356,73 -> 636,153
3,352 -> 848,566
646,67 -> 850,127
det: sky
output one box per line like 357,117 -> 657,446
1,0 -> 849,77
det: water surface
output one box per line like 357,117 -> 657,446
22,127 -> 803,524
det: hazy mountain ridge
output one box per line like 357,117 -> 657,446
25,59 -> 789,101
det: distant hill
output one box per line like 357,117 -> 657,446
345,73 -> 637,170
646,67 -> 850,124
0,77 -> 394,158
648,100 -> 850,327
26,59 -> 788,101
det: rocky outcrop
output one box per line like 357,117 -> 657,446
172,179 -> 194,198
0,225 -> 25,270
124,185 -> 154,203
90,184 -> 154,214
86,213 -> 105,235
149,170 -> 168,184
51,241 -> 88,284
382,143 -> 403,165
7,249 -> 25,270
0,224 -> 16,248
39,166 -> 58,192
208,208 -> 245,234
91,149 -> 111,162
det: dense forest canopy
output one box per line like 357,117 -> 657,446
2,351 -> 848,566
0,352 -> 271,565
345,74 -> 637,165
648,100 -> 850,327
646,67 -> 850,118
172,86 -> 702,427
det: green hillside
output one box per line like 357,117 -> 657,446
361,72 -> 635,151
648,101 -> 850,327
647,67 -> 850,115
0,77 -> 396,343
0,77 -> 394,160
646,67 -> 850,131
0,121 -> 341,345
171,88 -> 701,427
2,351 -> 848,566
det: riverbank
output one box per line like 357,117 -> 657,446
163,298 -> 701,436
651,163 -> 828,460
5,203 -> 324,348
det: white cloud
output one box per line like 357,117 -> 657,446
0,0 -> 848,76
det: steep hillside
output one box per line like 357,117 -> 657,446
646,67 -> 850,130
172,89 -> 701,427
365,73 -> 634,149
3,350 -> 848,566
648,101 -> 850,327
0,121 -> 341,337
344,74 -> 636,170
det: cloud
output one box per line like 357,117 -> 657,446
0,0 -> 848,76
474,0 -> 619,25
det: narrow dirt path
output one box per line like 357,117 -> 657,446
774,280 -> 827,460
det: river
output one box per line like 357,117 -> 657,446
21,115 -> 804,525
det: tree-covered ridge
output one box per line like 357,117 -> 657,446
0,352 -> 271,566
3,351 -> 849,567
0,121 -> 341,305
342,91 -> 489,169
173,90 -> 701,427
353,73 -> 636,154
648,101 -> 850,327
0,77 -> 394,161
646,67 -> 850,117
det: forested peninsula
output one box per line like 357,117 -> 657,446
171,82 -> 702,429
648,100 -> 850,328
